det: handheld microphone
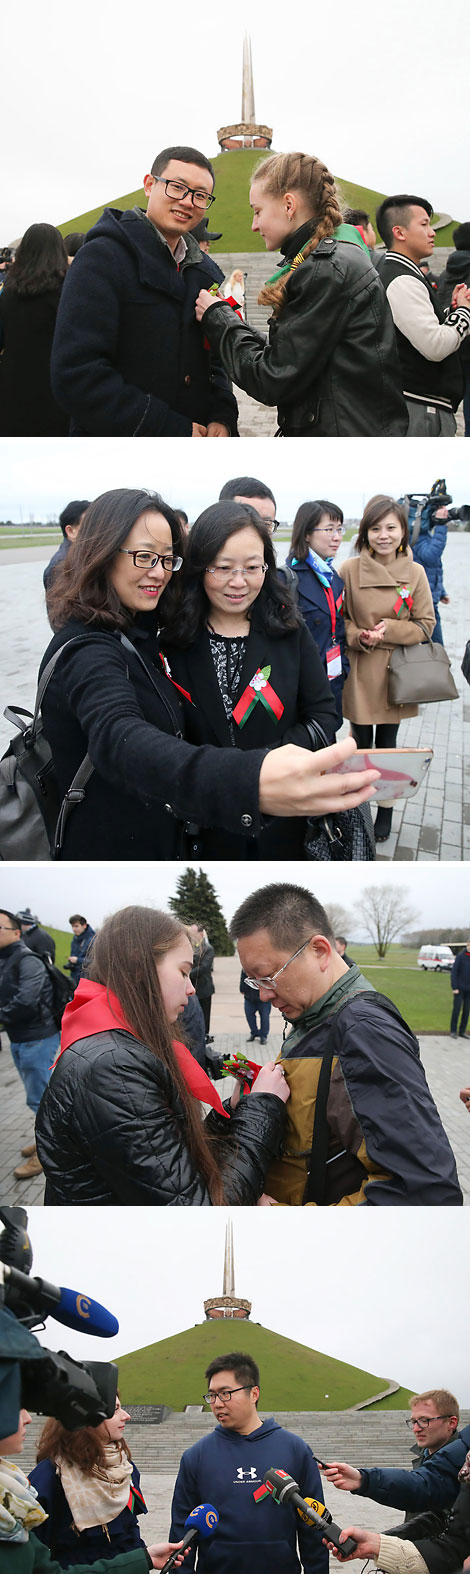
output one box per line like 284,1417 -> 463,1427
263,1470 -> 357,1559
1,1264 -> 119,1336
160,1505 -> 219,1574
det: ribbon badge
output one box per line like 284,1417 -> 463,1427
232,665 -> 284,729
393,586 -> 414,617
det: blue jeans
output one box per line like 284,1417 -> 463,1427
432,607 -> 444,645
10,1033 -> 60,1114
244,998 -> 271,1039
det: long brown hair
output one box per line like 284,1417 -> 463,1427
254,153 -> 343,316
46,488 -> 184,632
87,906 -> 226,1204
36,1418 -> 131,1475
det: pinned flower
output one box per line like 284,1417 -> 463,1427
232,665 -> 284,729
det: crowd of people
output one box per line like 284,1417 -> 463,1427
2,1364 -> 470,1574
0,882 -> 465,1206
1,144 -> 469,436
15,468 -> 464,864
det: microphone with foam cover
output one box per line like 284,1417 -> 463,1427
160,1505 -> 219,1574
1,1264 -> 119,1336
264,1470 -> 357,1558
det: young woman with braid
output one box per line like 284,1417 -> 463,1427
195,152 -> 408,436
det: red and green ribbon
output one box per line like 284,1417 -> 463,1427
232,665 -> 284,729
393,587 -> 414,617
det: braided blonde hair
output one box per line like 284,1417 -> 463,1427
253,152 -> 343,315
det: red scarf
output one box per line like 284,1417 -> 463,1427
56,979 -> 229,1118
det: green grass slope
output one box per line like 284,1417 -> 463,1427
115,1320 -> 410,1411
58,150 -> 458,248
345,946 -> 454,1032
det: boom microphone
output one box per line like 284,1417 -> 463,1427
264,1470 -> 357,1559
0,1264 -> 119,1336
160,1505 -> 219,1574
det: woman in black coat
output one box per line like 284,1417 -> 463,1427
29,1400 -> 147,1567
287,499 -> 349,727
195,151 -> 407,437
161,500 -> 339,858
35,904 -> 289,1206
39,488 -> 380,861
0,223 -> 69,435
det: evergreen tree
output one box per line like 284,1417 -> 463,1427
169,868 -> 233,955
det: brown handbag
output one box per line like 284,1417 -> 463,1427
387,622 -> 459,706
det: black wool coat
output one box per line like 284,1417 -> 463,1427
163,609 -> 338,858
201,225 -> 408,436
0,286 -> 69,435
39,620 -> 267,860
35,1028 -> 287,1205
50,207 -> 238,435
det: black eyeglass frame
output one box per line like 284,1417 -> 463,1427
152,176 -> 215,211
202,1385 -> 252,1405
118,549 -> 183,572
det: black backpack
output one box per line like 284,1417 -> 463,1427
41,955 -> 75,1030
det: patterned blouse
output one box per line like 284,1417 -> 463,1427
208,632 -> 247,741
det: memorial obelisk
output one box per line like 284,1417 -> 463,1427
217,35 -> 272,152
204,1221 -> 252,1319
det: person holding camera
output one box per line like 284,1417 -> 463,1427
0,1409 -> 186,1573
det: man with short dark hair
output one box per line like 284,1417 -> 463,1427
230,883 -> 462,1206
170,1351 -> 327,1574
344,209 -> 377,252
219,477 -> 278,534
0,909 -> 60,1178
334,936 -> 353,968
51,145 -> 238,437
43,499 -> 90,591
65,914 -> 95,988
17,909 -> 55,964
375,194 -> 470,434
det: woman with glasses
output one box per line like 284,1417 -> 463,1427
194,151 -> 407,436
39,487 -> 380,861
287,500 -> 349,727
35,906 -> 289,1205
339,495 -> 435,843
160,500 -> 340,858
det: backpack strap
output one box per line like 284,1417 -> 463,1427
301,989 -> 419,1204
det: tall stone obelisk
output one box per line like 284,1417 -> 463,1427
217,36 -> 272,152
204,1221 -> 252,1319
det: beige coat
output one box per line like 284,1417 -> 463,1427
339,546 -> 435,723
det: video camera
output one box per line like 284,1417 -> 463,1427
0,1207 -> 118,1436
404,479 -> 470,541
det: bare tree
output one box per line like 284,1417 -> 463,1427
324,902 -> 352,937
361,885 -> 419,958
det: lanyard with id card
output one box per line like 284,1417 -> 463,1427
323,584 -> 342,680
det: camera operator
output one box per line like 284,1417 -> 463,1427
406,484 -> 451,646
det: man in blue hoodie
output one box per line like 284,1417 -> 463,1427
50,145 -> 238,438
169,1352 -> 328,1574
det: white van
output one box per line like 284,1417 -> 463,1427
417,945 -> 454,972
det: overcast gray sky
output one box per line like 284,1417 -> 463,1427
1,861 -> 468,940
16,1208 -> 470,1403
1,438 -> 469,523
1,0 -> 468,243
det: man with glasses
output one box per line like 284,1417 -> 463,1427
0,909 -> 60,1180
51,146 -> 238,437
169,1351 -> 327,1574
218,476 -> 298,595
322,1390 -> 467,1525
229,883 -> 462,1207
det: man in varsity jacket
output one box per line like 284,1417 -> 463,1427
376,194 -> 470,435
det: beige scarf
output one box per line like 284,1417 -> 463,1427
58,1444 -> 133,1532
0,1459 -> 48,1542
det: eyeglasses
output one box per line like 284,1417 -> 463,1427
244,934 -> 315,994
203,1387 -> 251,1405
206,563 -> 268,585
405,1416 -> 454,1429
0,926 -> 16,933
312,525 -> 345,537
153,177 -> 215,211
119,549 -> 183,572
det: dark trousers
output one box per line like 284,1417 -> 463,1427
199,996 -> 212,1035
351,723 -> 399,749
451,991 -> 470,1035
244,998 -> 271,1039
432,607 -> 444,645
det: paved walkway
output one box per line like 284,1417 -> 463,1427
0,537 -> 467,858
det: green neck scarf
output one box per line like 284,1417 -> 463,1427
265,222 -> 370,286
283,964 -> 373,1052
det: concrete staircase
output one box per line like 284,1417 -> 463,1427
211,251 -> 278,336
20,1410 -> 470,1474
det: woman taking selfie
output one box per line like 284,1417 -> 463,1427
161,500 -> 339,857
339,495 -> 435,842
35,906 -> 289,1205
194,152 -> 407,436
39,487 -> 379,860
29,1399 -> 147,1567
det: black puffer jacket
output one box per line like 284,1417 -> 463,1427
202,223 -> 407,435
35,1028 -> 286,1205
0,941 -> 56,1042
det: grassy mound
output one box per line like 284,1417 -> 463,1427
58,150 -> 459,248
115,1318 -> 408,1411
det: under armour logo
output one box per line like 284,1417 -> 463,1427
235,1467 -> 259,1481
